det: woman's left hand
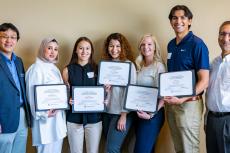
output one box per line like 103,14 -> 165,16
137,110 -> 152,120
117,113 -> 127,131
48,109 -> 57,117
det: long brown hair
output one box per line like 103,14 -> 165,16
68,37 -> 97,71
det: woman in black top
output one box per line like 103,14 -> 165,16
62,37 -> 102,153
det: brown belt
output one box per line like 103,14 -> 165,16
185,95 -> 202,102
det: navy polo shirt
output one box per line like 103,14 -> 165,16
167,31 -> 209,82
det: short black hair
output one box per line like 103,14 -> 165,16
0,23 -> 20,40
168,5 -> 193,20
219,21 -> 230,33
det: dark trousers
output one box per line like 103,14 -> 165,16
134,108 -> 165,153
206,111 -> 230,153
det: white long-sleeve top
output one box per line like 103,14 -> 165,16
26,58 -> 67,146
206,54 -> 230,112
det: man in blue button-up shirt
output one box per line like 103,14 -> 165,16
0,23 -> 31,153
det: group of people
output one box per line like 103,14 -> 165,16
0,4 -> 229,153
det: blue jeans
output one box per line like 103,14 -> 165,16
134,108 -> 165,153
102,113 -> 134,153
0,107 -> 28,153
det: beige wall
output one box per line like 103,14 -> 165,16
1,0 -> 230,152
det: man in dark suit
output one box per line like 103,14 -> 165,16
0,23 -> 31,153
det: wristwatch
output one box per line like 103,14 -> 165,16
148,113 -> 154,119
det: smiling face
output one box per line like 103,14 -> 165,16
76,40 -> 91,64
219,24 -> 230,56
44,41 -> 59,62
170,10 -> 192,36
140,36 -> 155,59
0,29 -> 18,57
108,39 -> 121,60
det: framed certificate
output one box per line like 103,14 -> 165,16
72,86 -> 105,113
124,85 -> 159,113
159,70 -> 196,97
98,60 -> 131,86
34,84 -> 69,111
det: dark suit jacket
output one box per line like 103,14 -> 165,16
0,54 -> 32,133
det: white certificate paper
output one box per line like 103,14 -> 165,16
124,85 -> 159,113
72,86 -> 105,112
35,84 -> 69,111
159,70 -> 195,97
98,61 -> 131,86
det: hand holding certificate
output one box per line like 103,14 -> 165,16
98,61 -> 131,86
72,86 -> 105,112
159,70 -> 195,97
34,84 -> 69,111
124,85 -> 159,113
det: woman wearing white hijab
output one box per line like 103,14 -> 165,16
26,38 -> 67,153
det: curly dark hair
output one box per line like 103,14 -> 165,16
102,33 -> 134,63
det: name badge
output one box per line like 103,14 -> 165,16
87,72 -> 94,78
167,53 -> 172,59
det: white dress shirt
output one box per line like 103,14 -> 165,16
26,58 -> 67,145
206,54 -> 230,112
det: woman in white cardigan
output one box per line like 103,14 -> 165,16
26,38 -> 67,153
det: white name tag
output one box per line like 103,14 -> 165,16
167,53 -> 172,59
87,72 -> 94,78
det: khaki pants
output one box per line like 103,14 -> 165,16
165,99 -> 203,153
67,121 -> 102,153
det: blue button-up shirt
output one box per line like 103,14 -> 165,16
0,51 -> 23,104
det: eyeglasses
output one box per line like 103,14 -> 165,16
0,35 -> 17,40
219,32 -> 230,38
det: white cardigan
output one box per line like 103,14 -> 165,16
26,58 -> 67,146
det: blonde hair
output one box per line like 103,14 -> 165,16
135,34 -> 163,70
37,37 -> 59,63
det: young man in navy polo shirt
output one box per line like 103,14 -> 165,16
164,5 -> 209,153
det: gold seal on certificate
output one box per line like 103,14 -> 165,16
98,60 -> 131,86
34,84 -> 69,111
124,85 -> 159,113
159,70 -> 196,97
72,86 -> 105,112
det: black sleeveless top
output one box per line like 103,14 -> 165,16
66,63 -> 101,124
